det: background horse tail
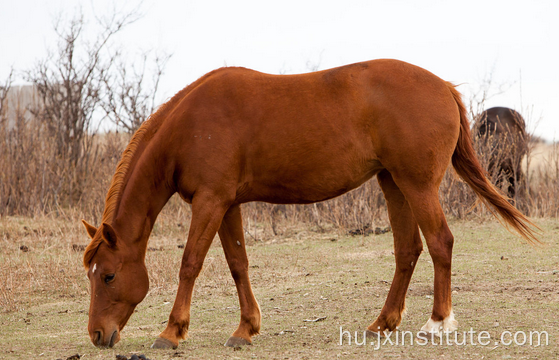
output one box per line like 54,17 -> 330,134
446,82 -> 540,244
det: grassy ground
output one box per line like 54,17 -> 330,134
0,215 -> 558,359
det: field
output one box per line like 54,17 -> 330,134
1,214 -> 558,360
1,8 -> 558,359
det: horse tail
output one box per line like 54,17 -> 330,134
446,82 -> 540,244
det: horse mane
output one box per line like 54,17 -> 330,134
82,112 -> 163,269
83,72 -> 217,269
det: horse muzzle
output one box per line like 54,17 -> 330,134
91,328 -> 120,348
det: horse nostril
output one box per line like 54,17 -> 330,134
109,330 -> 118,348
94,330 -> 103,346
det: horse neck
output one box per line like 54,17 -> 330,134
111,140 -> 175,256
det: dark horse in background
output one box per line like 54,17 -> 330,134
81,60 -> 537,350
474,107 -> 527,199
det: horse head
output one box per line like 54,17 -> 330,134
82,220 -> 149,348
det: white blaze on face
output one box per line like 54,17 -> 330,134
92,263 -> 97,274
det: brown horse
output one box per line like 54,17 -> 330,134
474,107 -> 527,199
81,59 -> 537,349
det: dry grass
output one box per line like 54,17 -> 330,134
1,214 -> 558,359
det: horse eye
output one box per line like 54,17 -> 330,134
104,274 -> 115,284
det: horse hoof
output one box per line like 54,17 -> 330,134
151,337 -> 177,349
224,336 -> 252,347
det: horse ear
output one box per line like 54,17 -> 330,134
82,219 -> 98,239
101,223 -> 118,248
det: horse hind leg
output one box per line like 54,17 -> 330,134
367,170 -> 423,337
218,204 -> 261,347
398,181 -> 458,335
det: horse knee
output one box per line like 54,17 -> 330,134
394,237 -> 423,271
179,263 -> 203,280
395,250 -> 422,271
228,259 -> 249,282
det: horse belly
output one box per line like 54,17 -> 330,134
243,149 -> 383,204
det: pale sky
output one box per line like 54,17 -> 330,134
1,0 -> 558,140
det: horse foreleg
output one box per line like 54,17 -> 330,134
367,170 -> 423,337
152,192 -> 230,349
218,204 -> 261,346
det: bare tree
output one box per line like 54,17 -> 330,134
467,63 -> 515,120
24,10 -> 139,207
102,51 -> 171,133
